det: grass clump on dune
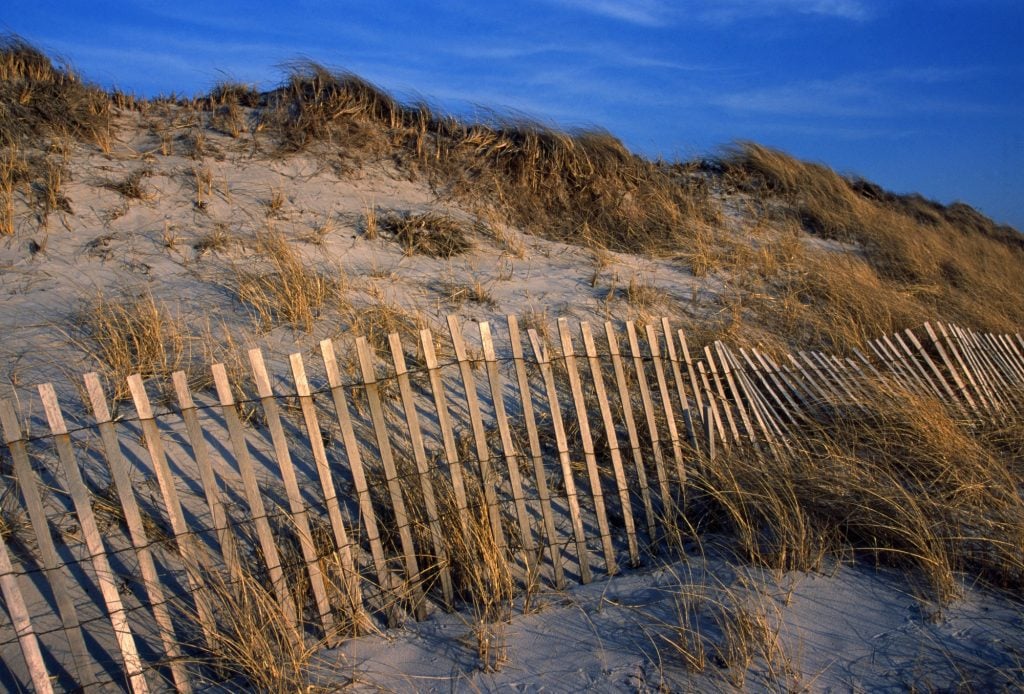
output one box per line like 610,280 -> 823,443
231,227 -> 342,333
719,142 -> 1024,338
0,34 -> 111,148
689,379 -> 1024,604
378,210 -> 473,258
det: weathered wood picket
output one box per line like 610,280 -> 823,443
0,316 -> 1022,691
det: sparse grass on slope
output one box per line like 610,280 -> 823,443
0,34 -> 111,148
689,379 -> 1024,604
720,142 -> 1024,343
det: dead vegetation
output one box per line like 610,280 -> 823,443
716,142 -> 1024,350
230,227 -> 342,332
377,210 -> 473,258
1,36 -> 1023,692
688,381 -> 1024,605
74,291 -> 202,403
0,34 -> 111,149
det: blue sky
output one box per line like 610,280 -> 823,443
4,1 -> 1023,228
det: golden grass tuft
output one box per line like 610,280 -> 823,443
378,210 -> 473,258
688,377 -> 1024,604
0,34 -> 111,148
719,141 -> 1024,345
76,291 -> 202,403
189,566 -> 312,693
231,227 -> 341,332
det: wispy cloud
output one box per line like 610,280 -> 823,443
544,0 -> 872,25
710,68 -> 991,119
544,0 -> 673,27
696,0 -> 872,23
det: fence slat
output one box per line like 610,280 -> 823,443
718,345 -> 776,446
993,334 -> 1024,383
923,322 -> 978,412
606,321 -> 657,545
581,321 -> 639,566
0,399 -> 97,689
880,336 -> 929,396
386,333 -> 454,607
904,329 -> 960,407
696,361 -> 728,444
786,353 -> 832,410
355,337 -> 427,621
675,328 -> 706,425
84,374 -> 191,693
0,530 -> 53,694
711,341 -> 756,442
645,323 -> 687,490
951,325 -> 1002,410
1002,334 -> 1024,379
660,319 -> 698,449
37,384 -> 150,694
446,316 -> 506,552
170,372 -> 242,583
528,328 -> 593,584
507,315 -> 564,588
127,375 -> 219,650
418,329 -> 471,550
319,339 -> 401,627
812,352 -> 864,411
892,333 -> 944,400
288,352 -> 369,631
247,349 -> 336,637
704,346 -> 740,444
740,348 -> 799,429
211,363 -> 298,629
957,326 -> 1012,413
935,322 -> 989,411
987,334 -> 1024,385
479,322 -> 536,579
626,321 -> 675,522
559,318 -> 616,575
750,349 -> 806,422
801,351 -> 846,404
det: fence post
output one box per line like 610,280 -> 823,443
528,328 -> 593,584
0,531 -> 53,694
84,374 -> 191,693
355,337 -> 427,621
37,384 -> 150,694
385,333 -> 454,607
0,399 -> 97,689
559,318 -> 616,576
507,315 -> 564,588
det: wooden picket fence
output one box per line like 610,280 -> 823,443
1,315 -> 1022,691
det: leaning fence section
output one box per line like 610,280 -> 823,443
0,316 -> 1022,691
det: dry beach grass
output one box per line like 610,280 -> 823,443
0,36 -> 1023,691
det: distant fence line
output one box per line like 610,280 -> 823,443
1,315 -> 1022,692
